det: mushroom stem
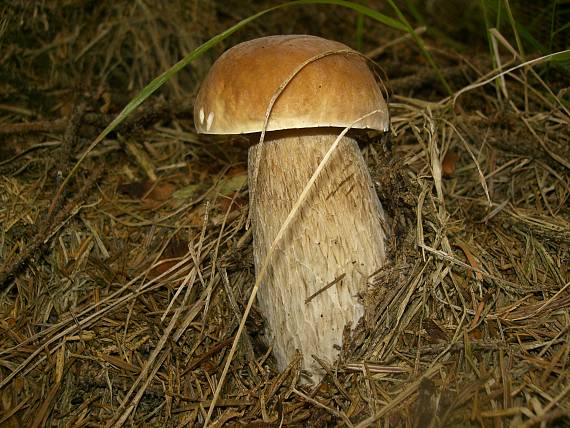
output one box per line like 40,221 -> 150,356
248,129 -> 388,379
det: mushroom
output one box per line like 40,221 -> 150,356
194,35 -> 389,379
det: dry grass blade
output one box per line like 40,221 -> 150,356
452,48 -> 570,116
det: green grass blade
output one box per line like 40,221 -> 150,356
552,21 -> 570,37
503,0 -> 525,57
480,0 -> 502,98
484,0 -> 550,54
307,0 -> 409,30
549,0 -> 557,51
403,0 -> 425,26
92,7 -> 277,148
385,0 -> 452,94
355,12 -> 364,51
549,50 -> 570,62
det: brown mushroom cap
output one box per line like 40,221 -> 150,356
194,35 -> 389,134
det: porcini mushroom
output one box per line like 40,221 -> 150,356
194,35 -> 389,379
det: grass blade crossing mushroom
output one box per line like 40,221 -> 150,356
195,35 -> 390,380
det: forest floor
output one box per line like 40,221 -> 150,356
0,1 -> 569,426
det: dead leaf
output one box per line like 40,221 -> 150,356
455,240 -> 483,281
442,151 -> 460,177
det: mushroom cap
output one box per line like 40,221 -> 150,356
194,35 -> 389,135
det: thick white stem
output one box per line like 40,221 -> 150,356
248,131 -> 388,379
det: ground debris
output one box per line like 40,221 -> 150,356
0,2 -> 569,427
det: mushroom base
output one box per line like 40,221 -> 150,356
248,131 -> 388,381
